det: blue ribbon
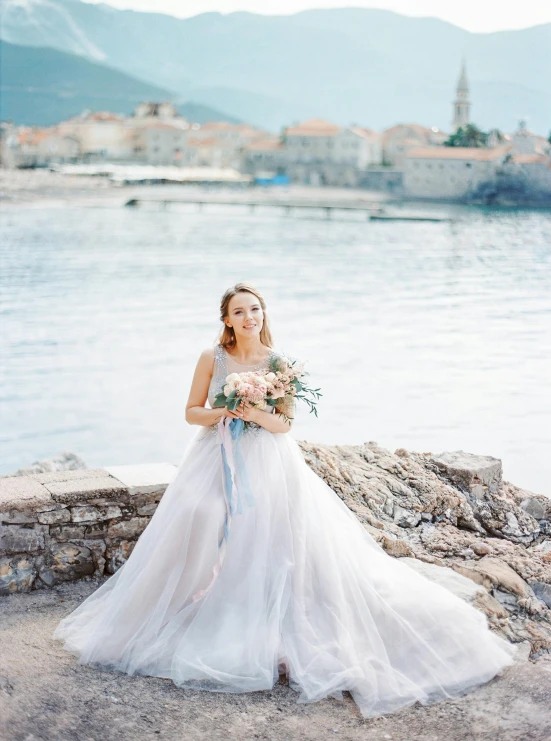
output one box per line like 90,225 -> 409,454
221,418 -> 256,519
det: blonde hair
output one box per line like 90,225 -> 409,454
218,282 -> 274,349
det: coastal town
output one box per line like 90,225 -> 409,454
1,63 -> 550,204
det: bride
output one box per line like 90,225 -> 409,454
53,281 -> 517,719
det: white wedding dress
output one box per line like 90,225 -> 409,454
53,345 -> 517,719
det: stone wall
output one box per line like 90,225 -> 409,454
1,445 -> 550,657
0,464 -> 176,594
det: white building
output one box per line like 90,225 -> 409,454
242,138 -> 286,175
511,120 -> 550,156
4,127 -> 80,167
146,121 -> 264,169
335,127 -> 382,168
381,124 -> 446,167
282,119 -> 382,185
145,122 -> 196,166
127,102 -> 191,161
403,145 -> 511,199
56,111 -> 133,161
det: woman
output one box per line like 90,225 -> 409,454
53,282 -> 516,719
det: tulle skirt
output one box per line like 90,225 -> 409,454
52,425 -> 517,719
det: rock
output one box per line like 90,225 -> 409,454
0,510 -> 38,525
533,540 -> 551,556
430,451 -> 502,494
70,505 -> 122,523
393,505 -> 421,528
5,451 -> 87,477
379,535 -> 414,558
69,538 -> 107,577
106,540 -> 135,574
136,502 -> 160,517
520,498 -> 547,521
493,589 -> 520,611
0,555 -> 35,594
472,541 -> 492,556
0,525 -> 44,555
500,511 -> 540,545
107,516 -> 149,540
49,524 -> 87,541
459,557 -> 534,599
530,582 -> 551,609
36,508 -> 71,525
37,542 -> 94,586
472,589 -> 509,619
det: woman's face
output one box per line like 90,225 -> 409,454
226,292 -> 264,341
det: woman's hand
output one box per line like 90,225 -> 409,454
218,405 -> 243,420
236,399 -> 292,433
236,399 -> 259,423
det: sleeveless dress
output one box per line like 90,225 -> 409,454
52,344 -> 516,719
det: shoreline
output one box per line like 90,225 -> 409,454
2,168 -> 550,212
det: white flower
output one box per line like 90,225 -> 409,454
265,372 -> 276,382
226,373 -> 241,384
223,384 -> 231,396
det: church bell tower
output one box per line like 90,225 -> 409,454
452,60 -> 471,130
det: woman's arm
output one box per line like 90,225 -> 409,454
241,398 -> 295,434
185,348 -> 241,427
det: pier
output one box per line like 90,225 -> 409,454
124,195 -> 451,221
125,194 -> 384,218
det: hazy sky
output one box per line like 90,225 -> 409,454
84,0 -> 551,33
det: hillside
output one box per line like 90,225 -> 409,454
1,0 -> 550,132
0,40 -> 240,126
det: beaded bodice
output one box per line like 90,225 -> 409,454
208,344 -> 278,409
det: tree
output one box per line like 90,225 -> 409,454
444,124 -> 489,148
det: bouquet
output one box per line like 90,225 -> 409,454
213,354 -> 321,424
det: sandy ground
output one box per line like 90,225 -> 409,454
0,168 -> 391,210
1,579 -> 550,741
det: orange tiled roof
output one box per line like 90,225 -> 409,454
285,118 -> 341,136
510,153 -> 549,164
143,122 -> 185,131
245,138 -> 283,151
87,112 -> 124,122
186,137 -> 222,147
383,123 -> 432,139
18,128 -> 54,145
201,122 -> 235,130
406,145 -> 512,161
350,126 -> 379,138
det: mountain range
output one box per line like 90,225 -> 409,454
0,40 -> 240,127
1,0 -> 550,133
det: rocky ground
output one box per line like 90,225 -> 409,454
2,442 -> 550,740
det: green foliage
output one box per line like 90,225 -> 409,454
444,124 -> 489,148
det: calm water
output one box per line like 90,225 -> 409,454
1,200 -> 550,495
